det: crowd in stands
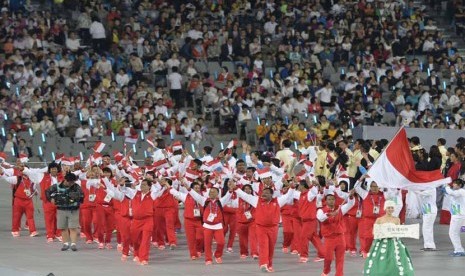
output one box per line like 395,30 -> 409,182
1,0 -> 465,158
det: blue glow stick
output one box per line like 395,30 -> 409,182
257,116 -> 260,124
80,152 -> 84,160
443,81 -> 446,90
132,144 -> 137,153
107,111 -> 112,121
220,142 -> 224,150
294,141 -> 298,149
305,113 -> 308,118
270,70 -> 273,78
1,127 -> 5,136
41,133 -> 46,143
51,152 -> 55,160
341,68 -> 345,74
140,130 -> 145,140
427,68 -> 430,76
29,128 -> 33,136
78,112 -> 83,121
350,121 -> 354,129
363,86 -> 367,95
313,115 -> 317,124
144,151 -> 148,158
16,86 -> 19,96
89,118 -> 93,126
420,62 -> 423,71
3,113 -> 7,120
11,147 -> 15,156
111,132 -> 115,141
38,146 -> 43,156
191,144 -> 195,153
170,131 -> 174,140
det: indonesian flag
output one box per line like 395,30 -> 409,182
125,134 -> 138,144
61,157 -> 74,166
257,167 -> 272,179
93,141 -> 106,153
90,152 -> 103,165
227,139 -> 238,149
204,158 -> 222,171
19,153 -> 29,163
55,153 -> 65,162
185,168 -> 201,182
367,127 -> 451,191
153,159 -> 169,169
172,141 -> 183,151
303,160 -> 314,173
113,151 -> 124,163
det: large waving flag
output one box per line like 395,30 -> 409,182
368,127 -> 451,191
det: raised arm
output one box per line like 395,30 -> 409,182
22,167 -> 45,184
340,196 -> 355,215
235,188 -> 259,208
354,180 -> 368,200
188,188 -> 207,206
169,188 -> 187,203
219,191 -> 234,206
278,188 -> 295,207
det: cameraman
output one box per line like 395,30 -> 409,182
46,173 -> 84,251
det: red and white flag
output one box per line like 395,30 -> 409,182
367,127 -> 451,190
0,152 -> 7,162
125,134 -> 138,144
19,153 -> 29,163
93,141 -> 106,153
227,139 -> 238,149
153,159 -> 169,169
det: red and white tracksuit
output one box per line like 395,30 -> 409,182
223,193 -> 238,249
317,197 -> 355,276
11,176 -> 37,234
80,179 -> 97,242
281,198 -> 301,252
297,187 -> 325,259
153,189 -> 178,246
38,173 -> 63,239
358,191 -> 385,253
343,197 -> 361,252
95,178 -> 116,244
130,191 -> 154,263
202,199 -> 226,262
119,195 -> 133,256
237,198 -> 258,256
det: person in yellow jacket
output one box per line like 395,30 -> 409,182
293,122 -> 308,147
347,139 -> 363,179
314,141 -> 328,177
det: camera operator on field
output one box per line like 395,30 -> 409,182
45,172 -> 84,251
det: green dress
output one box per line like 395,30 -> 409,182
363,234 -> 414,276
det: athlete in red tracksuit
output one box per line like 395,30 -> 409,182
80,175 -> 98,244
1,166 -> 38,237
335,183 -> 361,256
185,182 -> 233,265
294,181 -> 326,263
222,180 -> 238,252
125,178 -> 156,265
236,184 -> 258,258
153,179 -> 178,250
233,182 -> 296,273
169,182 -> 204,260
94,169 -> 117,249
23,163 -> 64,242
317,192 -> 355,276
355,178 -> 385,258
111,177 -> 135,261
280,186 -> 301,254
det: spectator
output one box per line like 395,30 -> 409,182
75,122 -> 92,143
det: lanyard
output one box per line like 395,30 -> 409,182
370,194 -> 380,207
209,200 -> 218,214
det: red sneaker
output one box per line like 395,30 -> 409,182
215,257 -> 223,264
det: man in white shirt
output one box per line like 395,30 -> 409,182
168,66 -> 184,108
39,116 -> 56,134
275,140 -> 297,176
264,16 -> 278,35
315,80 -> 333,107
89,17 -> 106,53
398,103 -> 416,126
66,32 -> 81,52
75,122 -> 92,143
418,91 -> 431,112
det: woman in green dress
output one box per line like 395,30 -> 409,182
363,200 -> 414,276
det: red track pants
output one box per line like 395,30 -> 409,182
237,221 -> 258,256
343,215 -> 359,251
131,217 -> 153,262
119,216 -> 132,256
223,212 -> 237,248
43,202 -> 61,238
359,217 -> 376,253
80,206 -> 96,242
323,234 -> 346,276
203,228 -> 225,262
12,198 -> 36,233
300,219 -> 325,258
184,218 -> 204,258
95,205 -> 115,244
256,225 -> 278,268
